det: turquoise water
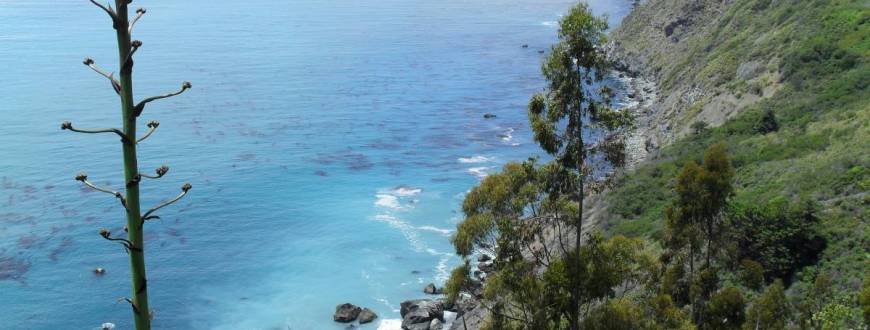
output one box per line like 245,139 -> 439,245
0,1 -> 632,328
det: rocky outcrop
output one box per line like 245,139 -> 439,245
333,303 -> 362,323
358,307 -> 378,324
401,299 -> 445,330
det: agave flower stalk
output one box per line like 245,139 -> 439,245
62,2 -> 192,329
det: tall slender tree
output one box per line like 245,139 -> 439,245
62,1 -> 192,329
526,3 -> 632,329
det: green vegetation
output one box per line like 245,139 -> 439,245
607,0 -> 868,292
60,2 -> 192,329
447,0 -> 867,328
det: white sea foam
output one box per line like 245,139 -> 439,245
467,166 -> 494,179
374,214 -> 423,251
541,21 -> 557,27
435,255 -> 451,283
377,319 -> 402,330
375,194 -> 402,209
458,155 -> 493,164
418,225 -> 452,235
392,185 -> 422,197
499,127 -> 514,143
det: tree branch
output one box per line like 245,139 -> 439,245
133,82 -> 192,117
83,58 -> 121,95
136,120 -> 159,143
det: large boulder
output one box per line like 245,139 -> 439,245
333,303 -> 362,323
358,307 -> 378,324
400,299 -> 444,330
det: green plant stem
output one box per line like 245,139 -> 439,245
112,1 -> 150,328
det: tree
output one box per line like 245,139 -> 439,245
744,280 -> 790,330
61,2 -> 192,329
705,287 -> 746,330
526,3 -> 632,328
661,143 -> 734,325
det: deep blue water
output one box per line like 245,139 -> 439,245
0,1 -> 633,328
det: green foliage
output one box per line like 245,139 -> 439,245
645,294 -> 695,329
727,199 -> 826,282
705,287 -> 746,330
738,259 -> 765,291
811,297 -> 865,330
755,109 -> 779,134
744,280 -> 790,330
861,273 -> 870,324
582,298 -> 645,330
444,262 -> 471,305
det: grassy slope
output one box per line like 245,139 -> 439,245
604,0 -> 869,290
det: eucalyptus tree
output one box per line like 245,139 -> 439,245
61,1 -> 192,329
526,3 -> 632,328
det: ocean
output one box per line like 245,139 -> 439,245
0,0 -> 634,328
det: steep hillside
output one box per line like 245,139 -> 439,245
605,0 -> 868,293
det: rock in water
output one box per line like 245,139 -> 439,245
423,283 -> 443,294
483,113 -> 497,119
476,254 -> 491,262
333,303 -> 362,323
358,308 -> 378,324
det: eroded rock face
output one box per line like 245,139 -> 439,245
334,303 -> 362,323
358,307 -> 378,324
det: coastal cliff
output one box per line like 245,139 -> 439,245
445,0 -> 869,328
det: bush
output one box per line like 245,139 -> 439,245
728,199 -> 826,283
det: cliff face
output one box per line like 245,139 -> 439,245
611,0 -> 785,149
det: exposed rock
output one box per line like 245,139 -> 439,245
424,283 -> 443,294
403,322 -> 430,330
333,303 -> 362,323
430,318 -> 444,330
448,303 -> 488,330
401,299 -> 444,329
477,262 -> 494,273
482,113 -> 497,119
476,254 -> 491,262
521,44 -> 529,48
93,267 -> 106,275
358,308 -> 378,324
